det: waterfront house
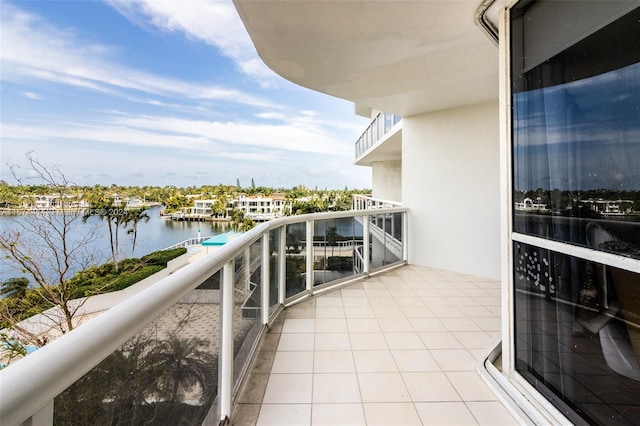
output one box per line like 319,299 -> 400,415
232,193 -> 288,221
191,199 -> 219,216
20,194 -> 90,211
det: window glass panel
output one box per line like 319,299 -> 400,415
511,4 -> 640,258
511,3 -> 640,422
514,241 -> 640,425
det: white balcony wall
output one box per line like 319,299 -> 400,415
372,160 -> 402,203
402,101 -> 500,279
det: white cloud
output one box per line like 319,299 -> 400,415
108,114 -> 348,154
255,112 -> 287,120
0,2 -> 371,189
1,110 -> 350,157
23,91 -> 43,100
106,0 -> 278,88
0,3 -> 273,107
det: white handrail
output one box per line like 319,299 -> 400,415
0,207 -> 408,425
353,194 -> 402,209
354,112 -> 402,158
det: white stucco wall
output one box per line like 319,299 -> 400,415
402,101 -> 501,279
372,160 -> 402,203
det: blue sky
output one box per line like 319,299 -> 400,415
513,62 -> 640,191
0,0 -> 371,189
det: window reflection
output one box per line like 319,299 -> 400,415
514,242 -> 640,425
512,6 -> 640,257
511,3 -> 640,423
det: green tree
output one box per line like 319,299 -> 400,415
85,198 -> 124,272
0,333 -> 30,366
126,208 -> 150,254
211,199 -> 226,218
286,227 -> 305,253
326,226 -> 339,257
164,194 -> 190,212
149,336 -> 215,403
0,277 -> 29,299
230,209 -> 255,232
0,153 -> 101,339
0,182 -> 22,208
55,334 -> 158,425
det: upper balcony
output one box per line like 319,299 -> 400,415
355,112 -> 402,167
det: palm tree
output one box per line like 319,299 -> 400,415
84,198 -> 120,271
230,209 -> 255,232
55,335 -> 158,425
126,208 -> 150,254
326,226 -> 339,257
148,336 -> 216,403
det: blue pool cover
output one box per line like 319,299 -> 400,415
201,231 -> 241,246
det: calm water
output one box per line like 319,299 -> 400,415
0,206 -> 229,282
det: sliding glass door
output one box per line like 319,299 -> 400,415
510,1 -> 640,424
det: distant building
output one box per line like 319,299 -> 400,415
514,197 -> 549,212
232,193 -> 288,221
21,194 -> 89,210
580,199 -> 633,216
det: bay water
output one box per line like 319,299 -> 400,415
0,206 -> 230,283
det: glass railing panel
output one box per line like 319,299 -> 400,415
268,228 -> 281,313
285,223 -> 307,298
392,212 -> 403,242
313,218 -> 363,286
369,213 -> 402,272
54,270 -> 222,425
232,241 -> 262,389
372,116 -> 379,144
313,219 -> 329,286
369,213 -> 384,271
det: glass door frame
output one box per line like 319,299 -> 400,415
500,2 -> 640,424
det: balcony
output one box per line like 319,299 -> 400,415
233,266 -> 515,425
355,112 -> 402,166
0,204 -> 519,425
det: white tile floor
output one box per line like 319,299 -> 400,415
234,265 -> 518,426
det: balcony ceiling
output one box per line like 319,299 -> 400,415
234,1 -> 502,117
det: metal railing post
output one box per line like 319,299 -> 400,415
391,212 -> 396,240
243,247 -> 251,292
279,226 -> 286,305
219,261 -> 234,422
261,234 -> 269,325
306,220 -> 314,292
363,215 -> 370,276
403,211 -> 409,262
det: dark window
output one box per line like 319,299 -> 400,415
511,2 -> 640,258
511,2 -> 640,423
514,241 -> 640,425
